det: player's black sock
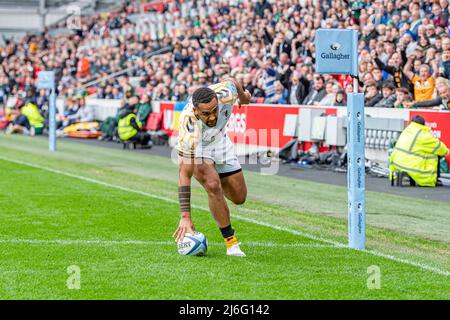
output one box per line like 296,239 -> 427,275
220,225 -> 235,238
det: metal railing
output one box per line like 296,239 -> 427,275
79,45 -> 173,89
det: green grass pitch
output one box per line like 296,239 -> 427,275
0,134 -> 449,299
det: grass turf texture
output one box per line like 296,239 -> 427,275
0,134 -> 449,299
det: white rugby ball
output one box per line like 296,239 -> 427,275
177,231 -> 208,256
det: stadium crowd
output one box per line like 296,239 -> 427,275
0,0 -> 449,136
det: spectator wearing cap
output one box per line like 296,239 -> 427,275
374,81 -> 397,108
390,115 -> 449,187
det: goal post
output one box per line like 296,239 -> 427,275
315,28 -> 366,250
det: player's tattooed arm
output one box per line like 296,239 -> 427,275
178,158 -> 194,215
178,186 -> 191,214
173,157 -> 196,242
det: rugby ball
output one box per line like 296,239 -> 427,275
177,231 -> 208,256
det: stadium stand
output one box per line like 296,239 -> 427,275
0,0 -> 449,142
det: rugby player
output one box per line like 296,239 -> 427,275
173,77 -> 251,256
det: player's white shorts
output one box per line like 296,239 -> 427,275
194,133 -> 242,178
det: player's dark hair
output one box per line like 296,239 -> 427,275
192,87 -> 217,108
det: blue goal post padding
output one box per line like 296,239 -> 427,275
315,29 -> 358,76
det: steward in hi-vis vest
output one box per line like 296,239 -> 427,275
117,101 -> 152,148
390,115 -> 449,187
118,112 -> 141,141
21,102 -> 44,131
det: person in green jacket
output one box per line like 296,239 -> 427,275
390,115 -> 449,187
137,93 -> 153,127
100,99 -> 127,141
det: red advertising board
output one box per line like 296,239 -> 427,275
410,110 -> 450,162
159,101 -> 450,161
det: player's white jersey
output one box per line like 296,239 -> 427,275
177,80 -> 238,158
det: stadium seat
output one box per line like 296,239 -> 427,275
144,112 -> 162,131
0,119 -> 8,129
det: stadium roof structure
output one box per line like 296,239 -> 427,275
0,0 -> 122,45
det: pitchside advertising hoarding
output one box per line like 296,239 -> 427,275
159,102 -> 450,162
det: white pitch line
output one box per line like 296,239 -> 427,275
0,239 -> 339,249
0,156 -> 448,277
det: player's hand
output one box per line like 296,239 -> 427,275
238,90 -> 251,108
173,216 -> 195,243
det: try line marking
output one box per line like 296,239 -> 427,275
0,239 -> 339,249
0,156 -> 448,277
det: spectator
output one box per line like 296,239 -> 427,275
374,81 -> 397,108
74,98 -> 94,123
439,49 -> 450,78
334,90 -> 346,107
319,81 -> 339,106
302,75 -> 326,106
404,54 -> 438,101
254,0 -> 272,18
394,87 -> 414,108
137,93 -> 152,127
287,72 -> 309,105
0,0 -> 449,115
407,77 -> 450,110
228,47 -> 245,69
365,82 -> 383,107
265,81 -> 288,104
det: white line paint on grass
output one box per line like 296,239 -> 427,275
1,156 -> 448,277
0,239 -> 339,249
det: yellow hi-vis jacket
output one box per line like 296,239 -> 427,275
390,121 -> 449,186
118,113 -> 141,141
21,102 -> 44,128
